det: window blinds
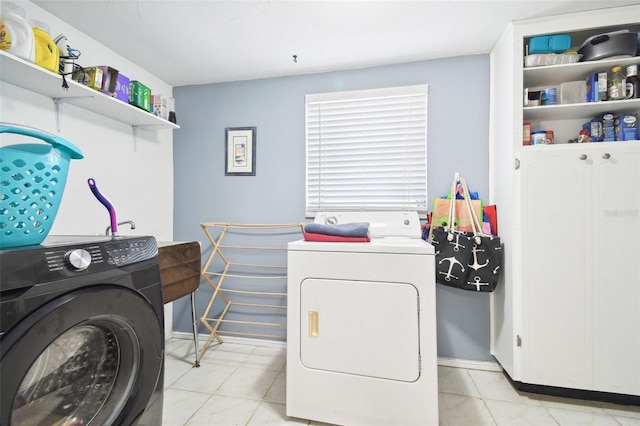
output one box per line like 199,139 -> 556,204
305,84 -> 428,217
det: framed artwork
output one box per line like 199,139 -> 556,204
225,127 -> 256,176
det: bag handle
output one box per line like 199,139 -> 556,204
446,173 -> 459,231
459,177 -> 484,237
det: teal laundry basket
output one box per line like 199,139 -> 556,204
0,124 -> 84,248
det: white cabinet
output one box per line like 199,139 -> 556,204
489,5 -> 640,398
592,143 -> 640,395
520,143 -> 639,394
519,146 -> 591,391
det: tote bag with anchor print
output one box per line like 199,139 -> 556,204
430,175 -> 502,292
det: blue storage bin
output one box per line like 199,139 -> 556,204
529,34 -> 572,53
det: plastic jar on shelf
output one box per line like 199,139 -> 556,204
608,66 -> 627,100
30,19 -> 59,73
626,64 -> 640,99
0,2 -> 35,62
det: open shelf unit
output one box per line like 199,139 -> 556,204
522,52 -> 640,144
523,55 -> 640,124
0,50 -> 179,130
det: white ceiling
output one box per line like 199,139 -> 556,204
33,0 -> 640,87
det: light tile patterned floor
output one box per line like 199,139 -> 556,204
162,337 -> 640,425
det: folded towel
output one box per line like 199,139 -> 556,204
304,222 -> 370,238
304,232 -> 370,242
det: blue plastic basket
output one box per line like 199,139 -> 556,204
0,124 -> 84,248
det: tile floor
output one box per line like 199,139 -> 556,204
162,336 -> 640,426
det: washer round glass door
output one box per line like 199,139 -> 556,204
1,286 -> 163,426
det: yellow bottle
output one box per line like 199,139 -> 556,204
31,20 -> 59,73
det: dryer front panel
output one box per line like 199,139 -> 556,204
300,278 -> 420,382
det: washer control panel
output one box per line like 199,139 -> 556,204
0,236 -> 159,291
45,244 -> 104,273
39,237 -> 158,273
104,238 -> 157,266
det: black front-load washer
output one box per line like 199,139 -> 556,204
0,235 -> 164,426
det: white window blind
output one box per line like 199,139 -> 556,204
305,84 -> 428,217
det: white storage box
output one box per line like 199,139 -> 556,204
152,94 -> 169,120
524,53 -> 582,67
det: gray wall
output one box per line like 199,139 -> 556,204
172,54 -> 492,362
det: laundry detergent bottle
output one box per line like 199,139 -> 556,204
0,2 -> 35,62
31,20 -> 59,73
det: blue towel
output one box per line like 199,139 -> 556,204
304,222 -> 370,238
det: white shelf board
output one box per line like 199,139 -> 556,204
523,98 -> 640,121
523,140 -> 639,149
524,56 -> 639,88
0,51 -> 179,130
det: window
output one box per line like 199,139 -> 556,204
305,84 -> 428,217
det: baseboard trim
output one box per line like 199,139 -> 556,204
503,370 -> 640,406
169,331 -> 501,371
170,331 -> 286,349
437,357 -> 502,372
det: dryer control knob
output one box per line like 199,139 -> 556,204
65,249 -> 92,271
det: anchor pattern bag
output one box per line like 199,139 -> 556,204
431,175 -> 503,292
431,226 -> 474,287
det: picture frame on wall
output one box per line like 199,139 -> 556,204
225,127 -> 256,176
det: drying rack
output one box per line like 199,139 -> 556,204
198,222 -> 304,359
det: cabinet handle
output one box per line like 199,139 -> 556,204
579,154 -> 587,160
602,153 -> 611,159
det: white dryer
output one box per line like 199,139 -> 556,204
286,211 -> 438,426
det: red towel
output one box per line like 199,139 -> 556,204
304,232 -> 370,242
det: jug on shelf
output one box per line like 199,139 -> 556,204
0,2 -> 35,62
31,20 -> 59,73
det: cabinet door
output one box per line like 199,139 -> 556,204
592,144 -> 640,395
520,148 -> 593,390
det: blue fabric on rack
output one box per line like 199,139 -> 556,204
304,222 -> 370,238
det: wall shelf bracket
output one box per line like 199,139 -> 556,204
53,96 -> 94,132
132,124 -> 165,129
131,124 -> 163,152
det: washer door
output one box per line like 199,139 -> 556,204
1,286 -> 163,426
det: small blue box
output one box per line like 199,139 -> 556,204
583,119 -> 603,142
529,34 -> 571,53
615,114 -> 638,141
586,73 -> 599,102
602,113 -> 615,142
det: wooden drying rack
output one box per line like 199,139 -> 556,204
198,222 -> 304,359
